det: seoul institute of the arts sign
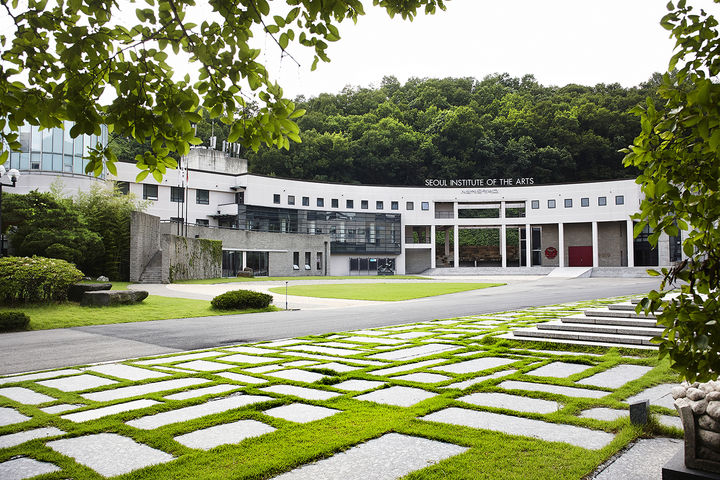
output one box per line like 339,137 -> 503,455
424,178 -> 535,187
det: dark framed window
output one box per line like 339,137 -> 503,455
293,252 -> 299,270
273,194 -> 280,204
316,252 -> 323,270
391,201 -> 398,210
406,201 -> 414,210
548,199 -> 556,209
331,198 -> 338,208
302,196 -> 309,206
143,184 -> 158,201
317,198 -> 324,207
346,199 -> 354,209
116,181 -> 130,195
196,189 -> 209,205
304,252 -> 311,270
288,195 -> 295,205
564,198 -> 572,208
581,197 -> 589,207
171,186 -> 184,203
421,202 -> 429,211
615,195 -> 625,205
196,219 -> 209,226
376,201 -> 383,210
598,196 -> 607,206
531,200 -> 539,209
361,200 -> 368,209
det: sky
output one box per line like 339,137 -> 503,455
257,0 -> 719,99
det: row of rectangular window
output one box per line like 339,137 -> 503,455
530,196 -> 624,209
292,251 -> 323,271
139,184 -> 210,204
275,194 -> 429,211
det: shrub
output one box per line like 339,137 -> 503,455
211,289 -> 273,310
0,256 -> 84,304
0,312 -> 30,331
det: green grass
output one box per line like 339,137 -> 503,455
174,275 -> 430,284
268,282 -> 504,301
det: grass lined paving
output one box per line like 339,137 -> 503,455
268,282 -> 504,301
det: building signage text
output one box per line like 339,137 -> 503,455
424,178 -> 535,187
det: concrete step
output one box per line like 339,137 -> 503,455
538,320 -> 662,337
498,331 -> 657,350
560,314 -> 660,328
584,308 -> 656,320
511,326 -> 657,347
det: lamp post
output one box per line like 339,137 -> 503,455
0,165 -> 20,257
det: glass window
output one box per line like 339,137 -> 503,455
288,195 -> 295,205
316,252 -> 323,270
171,186 -> 185,203
615,195 -> 625,205
293,252 -> 299,270
317,198 -> 324,207
331,198 -> 338,208
116,181 -> 130,195
548,199 -> 556,209
143,184 -> 158,201
31,126 -> 41,151
581,197 -> 589,207
564,199 -> 572,208
346,199 -> 354,209
273,194 -> 280,204
421,202 -> 429,211
376,201 -> 383,210
361,200 -> 368,209
391,201 -> 398,210
598,196 -> 607,206
196,219 -> 209,226
531,200 -> 539,209
302,196 -> 309,206
196,189 -> 209,205
406,201 -> 414,210
304,252 -> 311,270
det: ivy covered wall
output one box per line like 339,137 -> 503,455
161,235 -> 222,282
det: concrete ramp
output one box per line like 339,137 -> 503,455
547,267 -> 593,278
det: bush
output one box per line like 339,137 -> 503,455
0,312 -> 30,332
0,256 -> 84,304
211,290 -> 273,310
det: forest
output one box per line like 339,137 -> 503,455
111,73 -> 662,186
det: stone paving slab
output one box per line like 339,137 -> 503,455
82,378 -> 210,402
243,365 -> 282,374
127,395 -> 273,430
165,384 -> 239,401
578,365 -> 653,389
421,407 -> 614,450
284,345 -> 362,357
526,362 -> 591,378
498,380 -> 608,398
0,387 -> 55,405
47,432 -> 174,477
219,354 -> 283,365
259,385 -> 341,401
277,352 -> 384,365
341,336 -> 405,345
84,364 -> 169,381
369,359 -> 446,377
579,407 -> 627,422
132,352 -> 220,365
386,332 -> 433,340
333,380 -> 385,392
0,369 -> 83,386
625,384 -> 676,409
316,362 -> 361,373
264,403 -> 340,423
368,344 -> 461,361
265,369 -> 327,383
658,414 -> 682,430
354,386 -> 436,407
40,403 -> 84,414
431,357 -> 518,374
62,399 -> 160,422
0,457 -> 61,480
215,372 -> 268,384
593,438 -> 682,479
441,370 -> 518,390
348,330 -> 389,336
458,392 -> 560,414
37,374 -> 117,392
259,339 -> 309,348
393,372 -> 450,384
320,342 -> 367,349
0,427 -> 64,449
173,360 -> 236,371
174,419 -> 276,450
222,346 -> 281,354
283,360 -> 317,367
272,433 -> 468,480
0,407 -> 30,426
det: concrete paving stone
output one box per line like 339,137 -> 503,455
431,357 -> 518,375
217,354 -> 284,365
126,395 -> 273,430
458,392 -> 560,413
441,370 -> 519,390
0,369 -> 83,386
40,403 -> 84,414
319,342 -> 366,349
259,385 -> 341,401
422,407 -> 614,450
658,414 -> 683,430
174,419 -> 276,450
369,344 -> 462,361
393,373 -> 450,384
84,364 -> 169,381
62,399 -> 160,422
222,346 -> 281,354
132,351 -> 220,365
369,359 -> 446,377
243,365 -> 282,374
518,349 -> 602,357
315,362 -> 361,373
82,378 -> 210,402
578,365 -> 653,389
284,345 -> 361,357
0,427 -> 64,449
354,386 -> 436,407
283,360 -> 317,367
526,362 -> 592,378
341,336 -> 406,345
439,334 -> 465,339
259,339 -> 310,348
431,320 -> 462,325
372,344 -> 410,350
47,432 -> 174,476
164,384 -> 239,401
37,374 -> 118,392
0,387 -> 55,405
593,438 -> 683,479
215,372 -> 268,384
386,332 -> 434,340
625,384 -> 676,410
265,369 -> 327,383
498,380 -> 608,398
349,330 -> 389,336
272,432 -> 468,480
333,380 -> 386,392
264,403 -> 340,423
278,352 -> 385,365
0,457 -> 61,480
173,360 -> 234,372
455,351 -> 489,357
579,408 -> 627,422
379,325 -> 430,332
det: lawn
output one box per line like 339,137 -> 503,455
268,282 -> 504,301
174,275 -> 430,284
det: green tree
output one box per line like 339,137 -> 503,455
624,0 -> 720,381
0,0 -> 445,180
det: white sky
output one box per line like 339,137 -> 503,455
258,0 -> 719,99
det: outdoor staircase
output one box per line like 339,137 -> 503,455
138,251 -> 164,284
508,300 -> 662,349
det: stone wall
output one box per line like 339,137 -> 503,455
129,211 -> 161,282
405,249 -> 432,274
161,235 -> 222,282
598,221 -> 627,267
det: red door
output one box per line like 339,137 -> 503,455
568,246 -> 593,267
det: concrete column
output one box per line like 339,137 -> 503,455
501,224 -> 507,268
444,229 -> 450,257
657,232 -> 670,266
558,223 -> 565,268
592,221 -> 599,267
242,251 -> 247,270
453,224 -> 459,268
430,224 -> 436,269
627,220 -> 635,267
525,223 -> 532,267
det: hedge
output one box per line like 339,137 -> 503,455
0,256 -> 83,304
211,290 -> 273,310
0,312 -> 30,332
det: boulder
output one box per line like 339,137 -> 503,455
81,290 -> 148,307
68,283 -> 112,302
